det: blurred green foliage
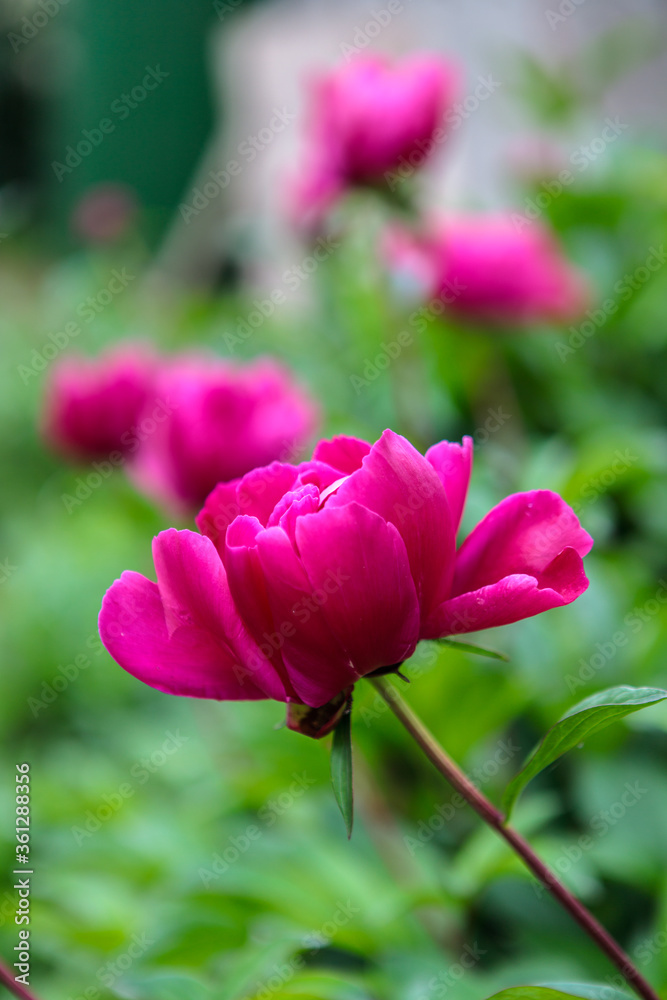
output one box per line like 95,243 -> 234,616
2,35 -> 667,1000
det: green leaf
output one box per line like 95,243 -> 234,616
542,983 -> 634,1000
330,707 -> 353,839
483,987 -> 633,1000
502,685 -> 667,819
435,637 -> 510,661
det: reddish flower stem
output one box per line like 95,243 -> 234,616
0,959 -> 41,1000
371,677 -> 659,1000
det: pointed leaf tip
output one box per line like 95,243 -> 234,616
330,706 -> 354,838
436,637 -> 510,661
502,685 -> 667,819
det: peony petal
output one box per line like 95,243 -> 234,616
197,460 -> 343,556
424,546 -> 589,637
152,528 -> 287,701
293,459 -> 348,493
196,462 -> 302,556
267,484 -> 320,549
425,437 -> 473,532
223,517 -> 278,647
312,435 -> 372,474
452,490 -> 593,597
255,525 -> 359,707
327,429 -> 455,616
296,502 -> 420,676
99,570 -> 268,701
223,516 -> 303,700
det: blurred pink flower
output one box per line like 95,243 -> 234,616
99,431 -> 592,725
127,357 -> 320,513
42,345 -> 155,463
386,214 -> 591,326
71,184 -> 138,244
293,53 -> 459,226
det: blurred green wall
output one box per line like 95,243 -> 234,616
40,0 -> 222,247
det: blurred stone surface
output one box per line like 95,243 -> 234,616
153,0 -> 667,290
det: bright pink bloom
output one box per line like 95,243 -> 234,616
99,431 -> 592,718
127,357 -> 319,513
293,53 -> 459,225
42,345 -> 154,463
386,215 -> 590,325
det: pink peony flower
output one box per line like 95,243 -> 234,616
293,53 -> 459,225
127,357 -> 319,513
42,345 -> 155,463
99,431 -> 592,727
385,215 -> 591,326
